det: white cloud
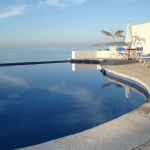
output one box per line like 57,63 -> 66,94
45,0 -> 86,8
113,0 -> 138,4
48,83 -> 95,102
72,0 -> 86,5
0,5 -> 27,20
45,0 -> 66,8
0,73 -> 30,89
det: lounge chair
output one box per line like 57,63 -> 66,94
139,56 -> 150,67
142,58 -> 150,67
138,55 -> 150,62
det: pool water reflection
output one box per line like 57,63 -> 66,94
0,63 -> 146,150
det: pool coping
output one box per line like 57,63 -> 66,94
101,67 -> 150,101
103,68 -> 150,93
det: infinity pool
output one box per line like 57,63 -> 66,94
0,63 -> 146,150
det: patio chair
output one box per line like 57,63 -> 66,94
123,46 -> 129,60
134,47 -> 143,59
109,46 -> 117,58
117,47 -> 126,60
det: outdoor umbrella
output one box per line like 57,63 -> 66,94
125,22 -> 133,48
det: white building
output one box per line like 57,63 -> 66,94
132,22 -> 150,54
72,22 -> 150,59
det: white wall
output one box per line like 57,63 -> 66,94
72,51 -> 97,59
132,22 -> 150,54
72,64 -> 102,71
72,50 -> 112,59
97,51 -> 111,58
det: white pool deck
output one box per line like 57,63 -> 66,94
19,60 -> 150,150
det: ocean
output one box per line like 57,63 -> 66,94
0,45 -> 108,63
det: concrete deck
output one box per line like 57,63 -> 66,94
18,60 -> 150,150
101,60 -> 150,94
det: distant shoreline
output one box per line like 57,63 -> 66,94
92,41 -> 128,46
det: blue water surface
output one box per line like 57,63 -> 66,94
0,63 -> 146,150
0,45 -> 105,63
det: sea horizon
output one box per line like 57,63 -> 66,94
0,45 -> 108,63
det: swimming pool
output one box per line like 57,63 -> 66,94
0,63 -> 146,150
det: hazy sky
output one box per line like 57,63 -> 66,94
0,0 -> 150,48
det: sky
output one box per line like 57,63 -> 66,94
0,0 -> 150,48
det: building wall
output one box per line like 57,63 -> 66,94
72,51 -> 97,59
97,51 -> 111,58
72,50 -> 112,59
132,22 -> 150,54
72,64 -> 102,71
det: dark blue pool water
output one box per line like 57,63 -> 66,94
0,63 -> 146,150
